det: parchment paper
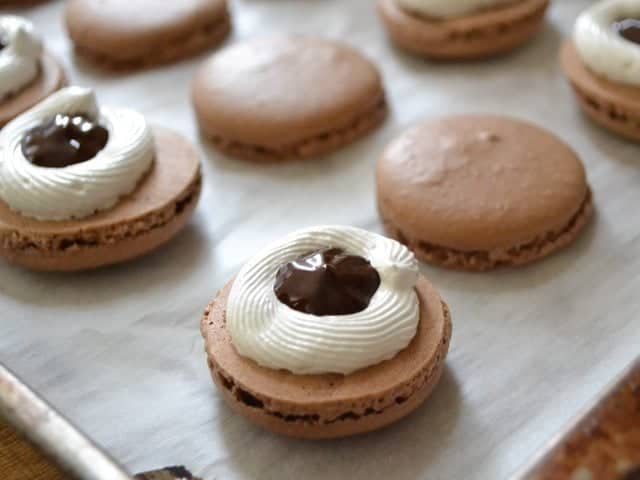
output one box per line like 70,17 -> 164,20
1,1 -> 638,479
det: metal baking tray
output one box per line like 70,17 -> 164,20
0,362 -> 197,480
512,356 -> 640,480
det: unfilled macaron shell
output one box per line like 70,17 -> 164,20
192,36 -> 387,161
376,115 -> 593,270
65,0 -> 230,68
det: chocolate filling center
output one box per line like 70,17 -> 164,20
21,114 -> 109,168
621,468 -> 640,480
613,18 -> 640,44
274,248 -> 381,316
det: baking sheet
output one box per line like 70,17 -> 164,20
0,1 -> 639,479
514,357 -> 640,479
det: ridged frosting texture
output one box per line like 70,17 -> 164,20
0,87 -> 154,221
226,225 -> 420,375
0,16 -> 42,100
396,0 -> 516,18
574,0 -> 640,87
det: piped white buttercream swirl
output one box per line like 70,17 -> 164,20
0,16 -> 42,100
0,87 -> 154,221
397,0 -> 516,19
574,0 -> 640,87
226,226 -> 420,376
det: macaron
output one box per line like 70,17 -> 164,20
192,36 -> 387,162
64,0 -> 231,70
0,0 -> 49,6
561,1 -> 640,142
200,226 -> 452,439
377,0 -> 550,60
0,16 -> 66,128
0,87 -> 201,271
376,115 -> 594,271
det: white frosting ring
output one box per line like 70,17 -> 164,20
0,87 -> 154,221
0,16 -> 42,100
574,0 -> 640,87
397,0 -> 516,19
226,226 -> 420,376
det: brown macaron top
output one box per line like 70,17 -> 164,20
377,115 -> 588,252
192,36 -> 384,149
65,0 -> 228,61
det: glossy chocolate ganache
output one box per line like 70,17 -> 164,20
274,248 -> 381,316
21,114 -> 109,168
613,18 -> 640,44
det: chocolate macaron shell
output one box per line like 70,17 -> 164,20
65,0 -> 230,69
0,0 -> 49,6
377,116 -> 593,270
0,52 -> 66,128
0,127 -> 201,271
201,276 -> 452,439
192,36 -> 387,161
377,0 -> 549,60
561,41 -> 640,143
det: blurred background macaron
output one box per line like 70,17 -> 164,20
0,15 -> 66,128
65,0 -> 231,70
377,0 -> 550,60
561,0 -> 640,142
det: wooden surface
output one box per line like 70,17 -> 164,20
0,1 -> 639,479
515,357 -> 640,479
0,422 -> 67,480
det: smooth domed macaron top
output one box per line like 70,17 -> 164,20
376,115 -> 588,252
65,0 -> 228,59
192,36 -> 384,148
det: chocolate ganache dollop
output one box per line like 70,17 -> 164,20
274,248 -> 381,316
21,113 -> 109,168
613,18 -> 640,44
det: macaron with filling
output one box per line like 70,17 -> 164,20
201,226 -> 452,439
65,0 -> 231,70
561,0 -> 640,142
377,0 -> 550,60
0,16 -> 66,128
192,36 -> 387,162
376,115 -> 594,271
0,87 -> 202,271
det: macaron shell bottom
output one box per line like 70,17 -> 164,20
201,276 -> 452,439
381,190 -> 593,272
0,127 -> 201,271
0,52 -> 66,128
202,94 -> 387,162
71,13 -> 231,70
561,41 -> 640,143
377,0 -> 549,60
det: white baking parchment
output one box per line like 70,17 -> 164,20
0,1 -> 638,479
